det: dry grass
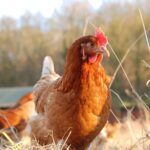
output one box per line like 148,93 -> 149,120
0,117 -> 150,150
0,134 -> 71,150
89,119 -> 150,150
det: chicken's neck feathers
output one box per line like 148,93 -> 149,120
57,61 -> 110,94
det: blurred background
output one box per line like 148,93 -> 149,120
0,0 -> 149,108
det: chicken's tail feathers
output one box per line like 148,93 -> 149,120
34,56 -> 59,101
41,56 -> 55,77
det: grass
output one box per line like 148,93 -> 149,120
1,118 -> 149,150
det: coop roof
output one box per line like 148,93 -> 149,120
0,87 -> 32,106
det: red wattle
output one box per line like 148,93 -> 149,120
88,55 -> 98,63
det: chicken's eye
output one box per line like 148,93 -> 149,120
86,42 -> 95,48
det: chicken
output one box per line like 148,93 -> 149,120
31,29 -> 111,150
0,92 -> 35,132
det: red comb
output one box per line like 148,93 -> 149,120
95,28 -> 108,46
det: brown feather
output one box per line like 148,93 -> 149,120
0,92 -> 34,131
31,35 -> 111,150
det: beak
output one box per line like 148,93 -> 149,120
98,46 -> 110,57
102,46 -> 110,57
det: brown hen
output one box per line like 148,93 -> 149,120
0,92 -> 34,132
31,30 -> 111,150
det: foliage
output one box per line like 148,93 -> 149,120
0,0 -> 149,100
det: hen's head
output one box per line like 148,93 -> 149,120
80,29 -> 109,64
68,29 -> 109,64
